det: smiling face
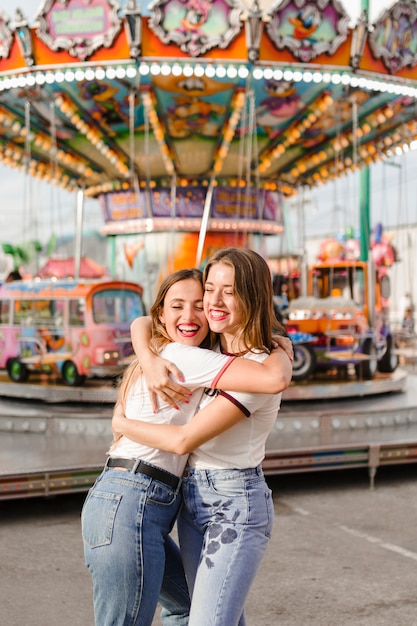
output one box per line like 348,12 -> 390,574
159,278 -> 209,346
203,261 -> 244,352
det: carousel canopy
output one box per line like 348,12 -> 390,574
0,0 -> 416,209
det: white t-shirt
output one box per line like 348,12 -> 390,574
188,350 -> 282,470
112,343 -> 235,477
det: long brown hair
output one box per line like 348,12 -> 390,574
203,247 -> 285,352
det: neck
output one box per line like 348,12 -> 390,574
220,333 -> 246,356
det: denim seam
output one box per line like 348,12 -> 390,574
131,485 -> 147,625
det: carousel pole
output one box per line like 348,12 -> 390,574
359,165 -> 370,262
196,0 -> 263,267
74,188 -> 84,280
196,175 -> 215,268
359,0 -> 370,262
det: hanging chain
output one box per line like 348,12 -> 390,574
22,99 -> 31,243
49,101 -> 58,239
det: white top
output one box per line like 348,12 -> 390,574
188,350 -> 282,470
112,343 -> 235,477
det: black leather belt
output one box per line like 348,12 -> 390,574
106,457 -> 180,490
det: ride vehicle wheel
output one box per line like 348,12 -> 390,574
291,343 -> 316,381
61,360 -> 85,386
377,335 -> 399,373
6,357 -> 29,383
355,338 -> 378,380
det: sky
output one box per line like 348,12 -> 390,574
0,0 -> 410,249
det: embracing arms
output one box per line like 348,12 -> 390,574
131,316 -> 293,410
113,393 -> 249,455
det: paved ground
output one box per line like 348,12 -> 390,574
1,464 -> 417,626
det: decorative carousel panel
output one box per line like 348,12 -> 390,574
36,0 -> 122,60
99,185 -> 284,235
151,72 -> 236,176
266,0 -> 350,62
0,11 -> 13,59
147,0 -> 243,56
369,0 -> 417,74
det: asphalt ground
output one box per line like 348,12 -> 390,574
1,464 -> 417,626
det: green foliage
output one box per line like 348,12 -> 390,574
2,240 -> 44,269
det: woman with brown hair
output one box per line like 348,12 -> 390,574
114,248 -> 292,625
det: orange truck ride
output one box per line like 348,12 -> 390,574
285,260 -> 398,382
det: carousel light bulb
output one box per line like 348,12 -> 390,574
139,64 -> 150,76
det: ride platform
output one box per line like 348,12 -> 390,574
0,368 -> 417,499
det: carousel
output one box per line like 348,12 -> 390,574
1,0 -> 417,498
0,1 -> 417,274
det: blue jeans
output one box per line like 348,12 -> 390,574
177,466 -> 274,626
81,466 -> 190,626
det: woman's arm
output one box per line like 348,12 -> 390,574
112,394 -> 245,455
131,316 -> 192,409
219,347 -> 292,394
133,316 -> 293,397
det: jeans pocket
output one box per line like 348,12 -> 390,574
81,491 -> 122,548
146,481 -> 178,506
208,478 -> 246,498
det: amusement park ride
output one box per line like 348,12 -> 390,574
2,0 -> 417,498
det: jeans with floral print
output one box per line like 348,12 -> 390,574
177,465 -> 274,626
